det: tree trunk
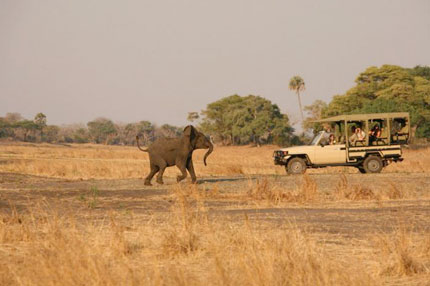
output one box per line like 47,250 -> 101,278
297,91 -> 304,122
410,125 -> 417,143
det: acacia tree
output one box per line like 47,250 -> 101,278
289,76 -> 306,122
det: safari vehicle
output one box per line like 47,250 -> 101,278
273,112 -> 410,174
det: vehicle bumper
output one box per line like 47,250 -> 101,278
273,155 -> 291,165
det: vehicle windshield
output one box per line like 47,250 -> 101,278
310,131 -> 324,146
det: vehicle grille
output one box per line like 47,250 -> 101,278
273,151 -> 286,158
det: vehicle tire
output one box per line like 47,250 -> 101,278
357,166 -> 366,173
363,156 -> 383,173
286,157 -> 307,175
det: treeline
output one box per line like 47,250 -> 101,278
0,113 -> 182,146
0,100 -> 300,147
2,64 -> 429,146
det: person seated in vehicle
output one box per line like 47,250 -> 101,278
356,127 -> 366,144
328,133 -> 336,145
349,126 -> 366,146
391,118 -> 408,143
369,124 -> 381,145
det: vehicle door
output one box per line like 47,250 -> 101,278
313,143 -> 347,164
312,132 -> 347,164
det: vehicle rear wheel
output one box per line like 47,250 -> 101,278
363,156 -> 383,173
286,157 -> 307,175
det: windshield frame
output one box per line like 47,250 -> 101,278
309,131 -> 324,146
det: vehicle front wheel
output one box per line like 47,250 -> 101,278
286,157 -> 307,175
363,156 -> 383,173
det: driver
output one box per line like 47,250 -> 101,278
328,133 -> 336,145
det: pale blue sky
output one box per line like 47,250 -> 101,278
1,0 -> 429,128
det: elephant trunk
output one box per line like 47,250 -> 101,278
203,141 -> 213,166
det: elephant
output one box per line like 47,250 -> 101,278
136,125 -> 213,185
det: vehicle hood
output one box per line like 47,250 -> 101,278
277,145 -> 314,154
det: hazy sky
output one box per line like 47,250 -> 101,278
1,0 -> 430,128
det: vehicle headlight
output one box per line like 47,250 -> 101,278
274,151 -> 288,157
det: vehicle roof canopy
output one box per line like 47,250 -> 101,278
312,112 -> 410,123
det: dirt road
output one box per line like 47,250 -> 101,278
1,172 -> 429,239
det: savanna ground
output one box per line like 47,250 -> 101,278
0,142 -> 429,285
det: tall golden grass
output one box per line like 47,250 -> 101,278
0,143 -> 429,179
1,184 -> 429,285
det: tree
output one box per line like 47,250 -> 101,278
87,118 -> 117,144
57,124 -> 89,143
123,121 -> 155,145
34,113 -> 47,142
73,127 -> 90,143
43,125 -> 60,143
187,112 -> 199,123
4,112 -> 23,123
200,95 -> 244,144
0,118 -> 11,138
289,76 -> 306,122
136,121 -> 155,144
34,113 -> 47,127
14,120 -> 38,141
409,65 -> 430,80
200,95 -> 295,146
155,124 -> 182,138
303,100 -> 328,132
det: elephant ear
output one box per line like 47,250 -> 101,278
183,125 -> 196,139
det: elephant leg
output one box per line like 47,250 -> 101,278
145,165 -> 159,186
156,161 -> 167,185
176,163 -> 188,183
186,158 -> 197,183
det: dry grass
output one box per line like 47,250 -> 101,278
1,184 -> 429,286
0,193 -> 372,286
247,175 -> 320,204
332,174 -> 417,202
244,174 -> 421,206
1,142 -> 429,179
334,174 -> 379,201
375,225 -> 430,278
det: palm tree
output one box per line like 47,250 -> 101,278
289,76 -> 305,122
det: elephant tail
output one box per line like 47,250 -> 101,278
136,136 -> 149,152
